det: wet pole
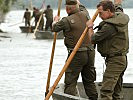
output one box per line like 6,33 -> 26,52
45,0 -> 62,98
8,21 -> 23,27
45,9 -> 99,100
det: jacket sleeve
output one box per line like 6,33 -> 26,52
24,12 -> 26,18
52,17 -> 71,32
91,23 -> 117,44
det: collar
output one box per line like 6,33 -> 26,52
68,9 -> 80,16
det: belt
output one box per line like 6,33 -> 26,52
67,47 -> 88,52
106,52 -> 126,58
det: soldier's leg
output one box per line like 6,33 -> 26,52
113,56 -> 127,100
35,20 -> 37,27
45,20 -> 50,31
50,20 -> 53,31
64,51 -> 87,96
28,20 -> 30,26
81,50 -> 98,100
100,56 -> 127,100
25,20 -> 27,26
39,20 -> 44,30
112,76 -> 122,100
64,69 -> 79,96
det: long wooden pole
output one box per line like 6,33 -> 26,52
45,0 -> 62,97
8,22 -> 23,27
45,10 -> 99,100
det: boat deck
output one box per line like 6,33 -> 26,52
52,82 -> 133,100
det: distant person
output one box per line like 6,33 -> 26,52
44,5 -> 53,31
31,7 -> 44,30
52,0 -> 98,99
23,8 -> 31,26
37,12 -> 44,30
31,7 -> 39,27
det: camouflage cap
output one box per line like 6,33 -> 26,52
65,0 -> 77,5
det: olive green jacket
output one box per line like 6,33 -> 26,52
24,11 -> 31,20
44,8 -> 53,20
52,4 -> 93,49
52,4 -> 90,32
91,5 -> 129,57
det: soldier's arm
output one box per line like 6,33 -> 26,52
114,0 -> 123,12
52,17 -> 71,32
91,23 -> 117,44
22,12 -> 26,22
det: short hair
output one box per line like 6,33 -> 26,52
97,0 -> 115,13
66,4 -> 79,10
47,5 -> 50,8
26,8 -> 28,11
33,7 -> 36,10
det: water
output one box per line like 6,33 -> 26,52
0,9 -> 133,100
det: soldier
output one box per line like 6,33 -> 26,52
31,7 -> 39,27
44,5 -> 53,31
37,12 -> 44,30
52,0 -> 98,100
23,8 -> 31,26
86,0 -> 129,99
32,7 -> 44,30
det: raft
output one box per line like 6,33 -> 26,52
19,26 -> 35,33
52,82 -> 133,100
35,30 -> 64,39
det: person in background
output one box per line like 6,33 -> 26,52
44,5 -> 53,31
23,8 -> 31,26
31,7 -> 39,27
86,0 -> 129,99
37,11 -> 44,30
31,7 -> 44,30
52,0 -> 98,100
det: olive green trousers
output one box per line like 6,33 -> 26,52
100,55 -> 127,100
64,50 -> 98,99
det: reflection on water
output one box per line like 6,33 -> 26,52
0,9 -> 133,100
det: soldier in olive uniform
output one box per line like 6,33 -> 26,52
44,5 -> 53,31
37,12 -> 44,30
32,7 -> 44,30
32,7 -> 39,27
23,8 -> 31,26
52,0 -> 98,100
87,0 -> 129,99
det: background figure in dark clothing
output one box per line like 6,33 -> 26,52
44,5 -> 53,31
23,8 -> 31,26
31,7 -> 44,30
37,12 -> 44,30
31,7 -> 39,27
52,0 -> 98,100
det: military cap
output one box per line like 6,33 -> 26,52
65,0 -> 77,5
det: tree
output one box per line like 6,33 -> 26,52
0,0 -> 16,23
0,0 -> 16,13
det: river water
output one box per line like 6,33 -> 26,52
0,9 -> 133,100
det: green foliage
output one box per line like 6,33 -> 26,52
0,0 -> 16,13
